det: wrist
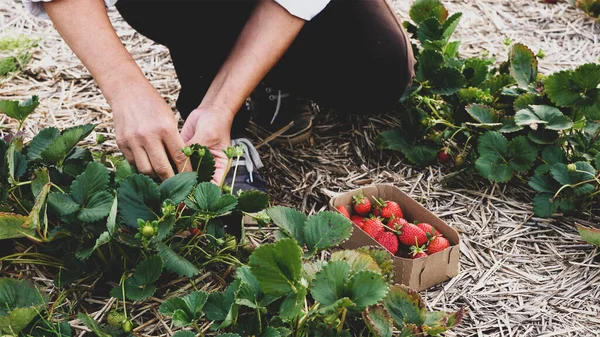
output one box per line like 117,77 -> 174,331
195,103 -> 237,125
97,59 -> 152,107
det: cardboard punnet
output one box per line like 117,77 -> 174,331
329,184 -> 460,291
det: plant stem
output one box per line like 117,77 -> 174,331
219,156 -> 234,190
552,178 -> 598,201
338,308 -> 348,332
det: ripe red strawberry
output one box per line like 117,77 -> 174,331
416,223 -> 440,238
375,232 -> 399,255
388,216 -> 408,231
353,192 -> 372,216
363,218 -> 384,238
397,223 -> 428,246
350,215 -> 367,229
542,0 -> 557,3
336,205 -> 351,218
409,244 -> 428,259
438,149 -> 451,163
427,236 -> 450,255
190,228 -> 202,236
372,198 -> 403,219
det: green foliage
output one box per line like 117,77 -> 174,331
574,0 -> 600,20
267,207 -> 353,257
378,0 -> 600,217
0,96 -> 39,125
159,291 -> 208,326
158,208 -> 463,336
0,278 -> 47,334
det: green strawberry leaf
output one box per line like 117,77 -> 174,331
507,136 -> 537,172
429,67 -> 467,95
48,193 -> 80,216
551,162 -> 597,196
416,49 -> 444,82
132,255 -> 163,285
330,250 -> 382,275
248,238 -> 302,296
409,0 -> 448,24
236,190 -> 269,213
576,224 -> 600,247
26,127 -> 60,161
31,168 -> 50,199
402,143 -> 439,166
77,313 -> 111,337
364,305 -> 394,337
513,93 -> 540,111
346,270 -> 389,311
310,261 -> 352,307
528,174 -> 558,194
383,284 -> 426,328
303,211 -> 353,256
509,43 -> 538,88
532,193 -> 556,217
464,58 -> 492,87
0,96 -> 39,123
75,231 -> 111,260
0,278 -> 47,334
193,182 -> 238,216
0,213 -> 35,240
466,104 -> 499,123
78,191 -> 114,223
514,105 -> 573,131
114,159 -> 134,184
480,74 -> 516,95
159,291 -> 208,326
69,162 -> 110,204
117,174 -> 161,228
152,215 -> 175,243
279,285 -> 307,319
172,332 -> 196,337
266,206 -> 307,246
40,124 -> 95,165
188,144 -> 216,183
123,278 -> 156,301
498,117 -> 524,134
542,146 -> 566,164
356,247 -> 395,283
204,279 -> 240,330
544,63 -> 600,119
527,129 -> 559,145
422,308 -> 466,336
156,243 -> 199,277
159,172 -> 197,204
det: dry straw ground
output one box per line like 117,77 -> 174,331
1,0 -> 600,336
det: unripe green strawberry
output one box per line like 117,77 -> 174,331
107,311 -> 126,328
122,319 -> 133,333
455,154 -> 465,168
141,225 -> 155,238
567,163 -> 577,172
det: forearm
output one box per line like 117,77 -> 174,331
44,0 -> 151,106
199,0 -> 305,120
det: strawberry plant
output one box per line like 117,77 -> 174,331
158,206 -> 465,336
572,0 -> 600,20
0,278 -> 47,335
0,96 -> 269,304
378,0 -> 600,218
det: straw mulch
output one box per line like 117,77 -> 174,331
1,0 -> 600,336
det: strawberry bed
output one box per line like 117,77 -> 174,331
2,0 -> 600,336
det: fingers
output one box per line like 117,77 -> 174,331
146,143 -> 176,181
131,146 -> 155,178
165,129 -> 191,173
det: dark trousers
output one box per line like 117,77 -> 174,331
115,0 -> 415,120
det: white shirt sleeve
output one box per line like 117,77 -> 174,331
22,0 -> 118,20
23,0 -> 330,21
274,0 -> 331,21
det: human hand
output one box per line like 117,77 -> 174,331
112,87 -> 188,180
180,107 -> 234,185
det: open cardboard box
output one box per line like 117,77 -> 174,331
329,184 -> 460,291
